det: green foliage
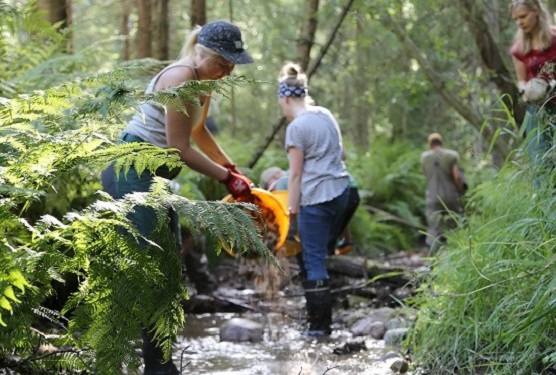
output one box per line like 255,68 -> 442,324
0,0 -> 101,95
347,138 -> 426,254
410,164 -> 556,374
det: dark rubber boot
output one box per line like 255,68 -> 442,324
302,279 -> 332,336
182,232 -> 217,295
141,329 -> 180,375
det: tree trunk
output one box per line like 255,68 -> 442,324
458,0 -> 525,130
229,0 -> 237,136
153,0 -> 170,60
326,256 -> 408,284
390,53 -> 409,142
352,11 -> 370,149
190,0 -> 206,28
136,0 -> 152,58
36,0 -> 73,53
121,0 -> 132,61
297,0 -> 320,72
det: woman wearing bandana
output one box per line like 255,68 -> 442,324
277,62 -> 350,337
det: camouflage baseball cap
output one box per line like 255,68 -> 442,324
198,20 -> 254,64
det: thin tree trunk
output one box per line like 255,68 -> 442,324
353,11 -> 370,149
297,0 -> 319,72
229,0 -> 237,136
65,0 -> 72,53
458,0 -> 524,128
36,0 -> 72,53
153,0 -> 169,60
121,0 -> 132,61
136,0 -> 152,58
390,53 -> 409,142
190,0 -> 206,28
307,0 -> 355,78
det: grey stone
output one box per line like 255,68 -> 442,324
380,351 -> 402,361
219,318 -> 264,343
350,317 -> 374,336
386,317 -> 411,330
390,359 -> 409,373
368,307 -> 396,324
384,327 -> 409,346
369,321 -> 387,339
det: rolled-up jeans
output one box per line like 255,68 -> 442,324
298,187 -> 350,281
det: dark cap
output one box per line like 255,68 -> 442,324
198,20 -> 254,64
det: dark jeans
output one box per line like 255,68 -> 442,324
298,188 -> 350,281
329,186 -> 360,249
523,105 -> 555,166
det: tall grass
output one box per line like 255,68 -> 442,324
410,163 -> 556,374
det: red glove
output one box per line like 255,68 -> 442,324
221,170 -> 252,199
224,163 -> 242,175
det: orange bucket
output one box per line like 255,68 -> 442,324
221,188 -> 289,257
270,190 -> 302,257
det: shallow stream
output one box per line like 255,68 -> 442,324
169,312 -> 410,375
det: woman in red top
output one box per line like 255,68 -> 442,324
510,0 -> 556,167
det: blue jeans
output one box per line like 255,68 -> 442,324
298,188 -> 350,281
523,106 -> 554,163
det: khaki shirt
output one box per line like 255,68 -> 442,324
420,148 -> 461,207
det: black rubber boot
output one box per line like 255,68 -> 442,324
141,329 -> 180,375
182,233 -> 217,295
302,279 -> 332,337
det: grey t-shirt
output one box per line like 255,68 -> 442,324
285,106 -> 349,206
420,148 -> 461,207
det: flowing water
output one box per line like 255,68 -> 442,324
170,312 -> 410,375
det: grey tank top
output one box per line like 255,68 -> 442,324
123,64 -> 208,148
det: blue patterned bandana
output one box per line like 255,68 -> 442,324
198,20 -> 254,64
277,82 -> 308,98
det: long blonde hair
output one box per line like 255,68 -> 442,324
512,0 -> 553,55
178,26 -> 221,61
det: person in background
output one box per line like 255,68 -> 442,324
420,133 -> 464,253
510,0 -> 556,168
259,166 -> 288,191
277,62 -> 350,337
102,20 -> 253,374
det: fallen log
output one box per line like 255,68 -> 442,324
326,255 -> 409,284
